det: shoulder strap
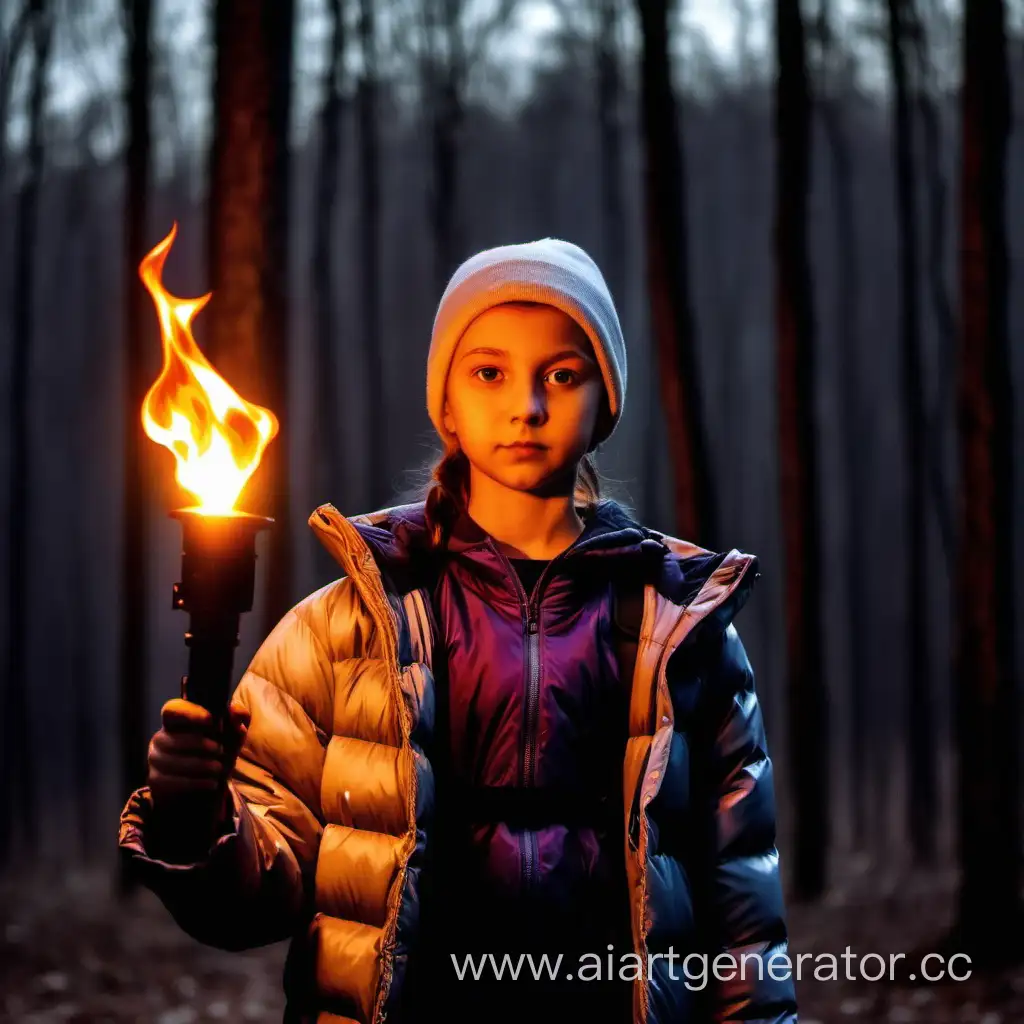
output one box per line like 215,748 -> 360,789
612,573 -> 645,689
401,588 -> 435,668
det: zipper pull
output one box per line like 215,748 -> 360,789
526,614 -> 538,635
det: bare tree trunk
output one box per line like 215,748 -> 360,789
0,0 -> 30,866
910,3 -> 955,566
262,0 -> 294,632
427,1 -> 464,298
597,0 -> 652,520
207,0 -> 295,634
886,0 -> 937,867
775,0 -> 828,901
953,0 -> 1023,965
636,0 -> 716,547
0,2 -> 31,185
357,0 -> 387,508
596,0 -> 625,299
117,0 -> 152,894
422,0 -> 515,367
312,0 -> 345,513
2,0 -> 52,866
207,1 -> 273,382
815,0 -> 872,853
59,156 -> 98,859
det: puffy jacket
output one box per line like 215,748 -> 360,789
119,497 -> 798,1024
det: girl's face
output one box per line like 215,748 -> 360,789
442,303 -> 605,498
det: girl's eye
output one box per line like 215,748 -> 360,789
471,366 -> 578,385
548,368 -> 578,385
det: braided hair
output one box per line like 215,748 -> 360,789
422,445 -> 605,550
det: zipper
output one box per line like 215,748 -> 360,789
522,611 -> 540,785
521,609 -> 539,888
487,537 -> 580,893
488,547 -> 570,786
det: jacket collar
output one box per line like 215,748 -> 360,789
444,498 -> 666,560
341,498 -> 664,594
322,498 -> 759,629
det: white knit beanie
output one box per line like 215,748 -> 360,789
426,238 -> 627,452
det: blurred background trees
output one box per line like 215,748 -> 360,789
1,0 -> 1024,1013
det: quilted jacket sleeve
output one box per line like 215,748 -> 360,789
699,623 -> 798,1023
118,579 -> 351,951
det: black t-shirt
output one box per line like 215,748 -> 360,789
508,556 -> 549,596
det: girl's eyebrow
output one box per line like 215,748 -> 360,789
457,346 -> 593,364
544,349 -> 594,364
458,346 -> 508,361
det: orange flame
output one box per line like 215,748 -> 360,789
139,223 -> 278,515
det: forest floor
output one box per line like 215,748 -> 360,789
2,853 -> 1024,1023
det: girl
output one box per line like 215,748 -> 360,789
120,239 -> 798,1024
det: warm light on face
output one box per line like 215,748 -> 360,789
139,223 -> 278,515
442,303 -> 602,496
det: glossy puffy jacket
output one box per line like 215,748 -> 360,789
119,498 -> 798,1024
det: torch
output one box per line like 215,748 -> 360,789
138,224 -> 278,730
169,508 -> 272,720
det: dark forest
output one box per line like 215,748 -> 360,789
1,0 -> 1023,1020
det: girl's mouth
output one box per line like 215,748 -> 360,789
501,443 -> 547,459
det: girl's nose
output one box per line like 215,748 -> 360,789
512,379 -> 547,424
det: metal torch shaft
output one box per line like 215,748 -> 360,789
182,611 -> 243,718
171,509 -> 273,719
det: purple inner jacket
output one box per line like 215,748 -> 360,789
352,499 -> 676,1018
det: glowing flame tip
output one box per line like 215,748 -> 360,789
139,225 -> 278,515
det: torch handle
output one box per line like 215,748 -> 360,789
180,612 -> 242,717
169,510 -> 271,757
157,511 -> 271,863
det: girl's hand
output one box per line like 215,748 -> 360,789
146,698 -> 250,854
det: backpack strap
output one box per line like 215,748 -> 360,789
401,587 -> 435,668
612,572 -> 645,690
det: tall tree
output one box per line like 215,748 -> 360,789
1,0 -> 52,865
422,0 -> 463,297
910,0 -> 955,565
550,0 -> 633,504
953,0 -> 1022,965
775,0 -> 828,899
417,0 -> 516,297
590,0 -> 653,519
68,197 -> 99,860
885,0 -> 936,866
0,0 -> 27,865
636,0 -> 717,546
815,0 -> 872,853
206,0 -> 295,634
595,0 -> 625,301
356,0 -> 387,509
311,0 -> 346,516
0,1 -> 31,185
117,0 -> 152,894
